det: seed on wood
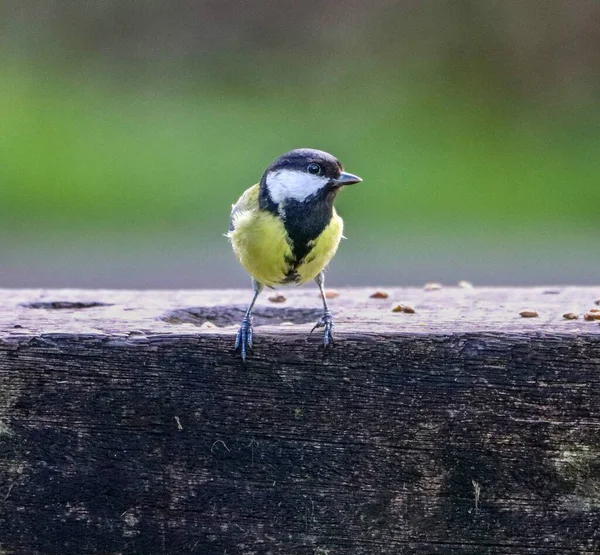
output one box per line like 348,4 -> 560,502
268,294 -> 286,303
563,313 -> 579,320
458,280 -> 474,289
324,290 -> 340,299
199,321 -> 217,329
584,312 -> 600,321
520,310 -> 539,318
391,304 -> 416,314
370,291 -> 389,299
424,282 -> 442,291
589,308 -> 600,313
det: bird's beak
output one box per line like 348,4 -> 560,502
334,171 -> 362,186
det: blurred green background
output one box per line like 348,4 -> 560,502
1,0 -> 599,288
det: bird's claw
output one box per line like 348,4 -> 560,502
311,310 -> 334,347
235,316 -> 253,361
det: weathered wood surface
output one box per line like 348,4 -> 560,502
1,287 -> 600,555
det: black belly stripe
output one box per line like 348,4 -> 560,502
282,254 -> 300,283
282,193 -> 335,262
259,182 -> 336,282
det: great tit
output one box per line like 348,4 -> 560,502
227,148 -> 362,360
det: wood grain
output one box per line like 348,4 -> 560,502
1,287 -> 600,554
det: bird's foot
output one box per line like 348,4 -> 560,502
311,310 -> 334,347
235,316 -> 253,361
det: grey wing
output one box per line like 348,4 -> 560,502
229,201 -> 240,232
229,184 -> 259,232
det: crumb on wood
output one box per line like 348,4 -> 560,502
595,298 -> 600,306
268,294 -> 286,303
584,312 -> 600,321
392,304 -> 415,313
324,290 -> 340,299
520,310 -> 539,318
458,280 -> 474,289
370,291 -> 389,299
563,312 -> 579,320
424,282 -> 442,291
589,308 -> 600,313
199,321 -> 217,329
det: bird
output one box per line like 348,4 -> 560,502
227,148 -> 362,361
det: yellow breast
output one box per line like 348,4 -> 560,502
294,211 -> 343,283
228,186 -> 344,287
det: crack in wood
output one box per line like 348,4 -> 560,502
20,301 -> 114,310
161,306 -> 322,326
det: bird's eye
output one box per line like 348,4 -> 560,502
307,163 -> 322,175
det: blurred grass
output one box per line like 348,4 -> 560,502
1,62 -> 599,244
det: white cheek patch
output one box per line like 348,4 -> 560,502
266,170 -> 329,204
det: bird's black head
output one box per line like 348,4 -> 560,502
259,148 -> 361,208
257,148 -> 362,265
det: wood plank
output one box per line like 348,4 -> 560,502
0,287 -> 599,554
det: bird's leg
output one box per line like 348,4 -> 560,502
311,272 -> 334,347
235,279 -> 264,361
